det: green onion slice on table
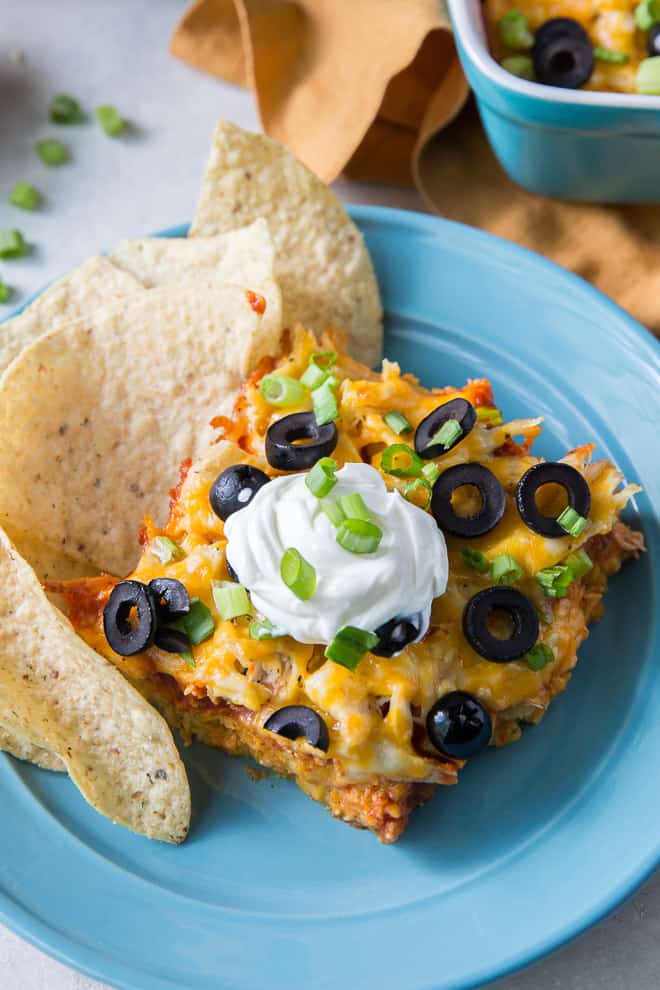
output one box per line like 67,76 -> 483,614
9,181 -> 40,210
49,93 -> 84,124
35,138 -> 69,165
96,104 -> 126,137
0,229 -> 27,259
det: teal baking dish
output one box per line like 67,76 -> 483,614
447,0 -> 660,202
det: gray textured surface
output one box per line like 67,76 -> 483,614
1,1 -> 658,988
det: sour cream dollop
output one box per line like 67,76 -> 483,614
224,462 -> 448,645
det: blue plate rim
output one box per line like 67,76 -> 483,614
0,203 -> 658,990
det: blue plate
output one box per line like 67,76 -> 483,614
1,207 -> 658,990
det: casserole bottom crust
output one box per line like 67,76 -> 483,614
140,677 -> 440,843
126,525 -> 639,843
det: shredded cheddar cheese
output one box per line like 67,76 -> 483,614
57,328 -> 640,786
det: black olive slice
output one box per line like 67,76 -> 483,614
154,627 -> 191,654
103,580 -> 157,656
463,587 -> 539,662
414,398 -> 476,460
372,613 -> 427,658
264,705 -> 329,752
533,18 -> 593,89
148,577 -> 190,622
209,464 -> 270,521
426,691 -> 492,759
265,412 -> 338,471
516,462 -> 591,538
649,25 -> 660,57
431,463 -> 506,538
534,17 -> 587,47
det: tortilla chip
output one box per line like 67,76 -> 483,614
0,279 -> 283,576
0,527 -> 190,841
0,256 -> 143,376
0,716 -> 64,772
110,218 -> 275,290
5,526 -> 101,583
190,120 -> 383,367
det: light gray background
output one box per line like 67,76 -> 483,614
1,2 -> 659,988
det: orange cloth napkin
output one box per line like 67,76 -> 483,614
171,0 -> 660,337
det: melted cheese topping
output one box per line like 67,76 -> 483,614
62,328 -> 637,784
485,1 -> 647,93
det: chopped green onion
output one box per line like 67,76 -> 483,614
536,547 -> 593,598
0,229 -> 27,259
336,518 -> 382,554
0,280 -> 11,304
421,462 -> 440,485
300,351 -> 336,389
249,618 -> 279,640
556,506 -> 588,537
305,457 -> 338,498
526,643 -> 555,671
151,536 -> 184,565
324,626 -> 379,671
311,376 -> 339,426
300,363 -> 327,390
476,406 -> 504,426
212,580 -> 252,620
402,478 -> 432,509
383,411 -> 412,435
280,548 -> 317,600
312,351 -> 337,370
498,9 -> 534,50
35,138 -> 69,166
95,104 -> 125,137
535,564 -> 573,599
461,547 -> 491,574
320,498 -> 346,527
9,181 -> 40,211
181,650 -> 196,668
427,419 -> 463,450
49,93 -> 83,124
593,45 -> 629,64
635,0 -> 660,31
259,373 -> 307,407
380,443 -> 423,478
636,56 -> 660,94
173,598 -> 215,645
491,553 -> 523,586
340,492 -> 373,522
501,55 -> 536,80
565,549 -> 593,580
